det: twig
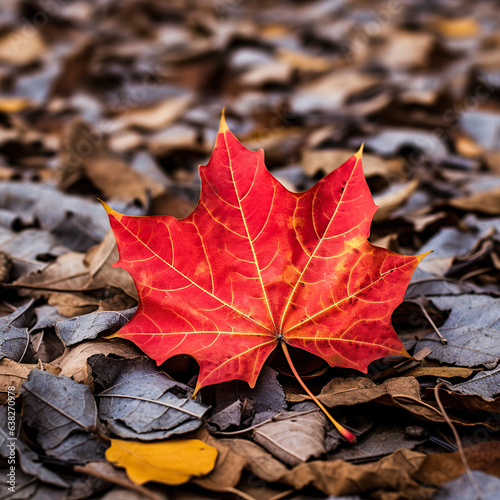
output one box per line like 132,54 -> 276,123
409,299 -> 447,344
74,464 -> 164,500
222,486 -> 258,500
434,382 -> 482,500
212,409 -> 318,436
459,267 -> 494,283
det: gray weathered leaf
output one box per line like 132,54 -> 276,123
239,365 -> 287,413
443,365 -> 500,401
0,300 -> 34,362
329,424 -> 426,463
0,407 -> 69,488
0,183 -> 145,252
21,369 -> 105,461
417,227 -> 480,275
207,400 -> 243,431
30,305 -> 68,334
0,466 -> 66,500
55,307 -> 136,346
416,295 -> 500,369
89,355 -> 208,440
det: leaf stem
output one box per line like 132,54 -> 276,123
280,340 -> 356,444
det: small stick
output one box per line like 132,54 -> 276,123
280,340 -> 356,444
411,299 -> 448,345
434,383 -> 482,499
74,464 -> 164,500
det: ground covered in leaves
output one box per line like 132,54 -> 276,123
1,0 -> 500,499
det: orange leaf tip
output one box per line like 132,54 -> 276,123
218,108 -> 229,134
354,143 -> 364,160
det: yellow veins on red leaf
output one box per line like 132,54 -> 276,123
103,112 -> 426,394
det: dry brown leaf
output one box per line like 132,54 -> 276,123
48,291 -> 100,317
220,438 -> 288,483
286,376 -> 495,428
13,251 -> 90,297
450,185 -> 500,214
277,47 -> 333,73
376,30 -> 435,69
52,339 -> 143,385
415,441 -> 500,487
252,412 -> 326,467
373,179 -> 419,222
85,231 -> 138,300
0,29 -> 46,65
58,121 -> 165,204
406,366 -> 476,379
83,156 -> 165,204
301,149 -> 403,178
13,232 -> 137,301
484,151 -> 500,174
0,359 -> 60,403
192,430 -> 247,493
279,448 -> 428,497
111,94 -> 193,131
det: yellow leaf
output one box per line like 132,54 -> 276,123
106,438 -> 217,485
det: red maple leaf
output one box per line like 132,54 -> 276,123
104,114 -> 425,396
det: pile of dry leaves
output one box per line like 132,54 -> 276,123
1,0 -> 500,499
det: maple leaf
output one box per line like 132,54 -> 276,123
103,113 -> 425,397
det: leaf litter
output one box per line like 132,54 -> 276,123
1,0 -> 500,498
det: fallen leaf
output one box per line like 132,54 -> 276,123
279,448 -> 427,497
286,376 -> 492,427
0,358 -> 60,403
21,369 -> 106,461
105,115 -> 424,391
192,431 -> 247,493
406,365 -> 476,378
435,471 -> 500,500
301,148 -> 404,179
0,300 -> 34,362
0,29 -> 46,65
291,70 -> 381,114
52,339 -> 142,385
442,365 -> 500,401
55,308 -> 136,346
375,30 -> 435,69
111,94 -> 194,131
416,295 -> 500,369
220,438 -> 288,483
74,462 -> 167,500
373,179 -> 419,222
105,438 -> 217,485
0,407 -> 69,488
253,411 -> 326,466
89,356 -> 208,440
415,441 -> 500,487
